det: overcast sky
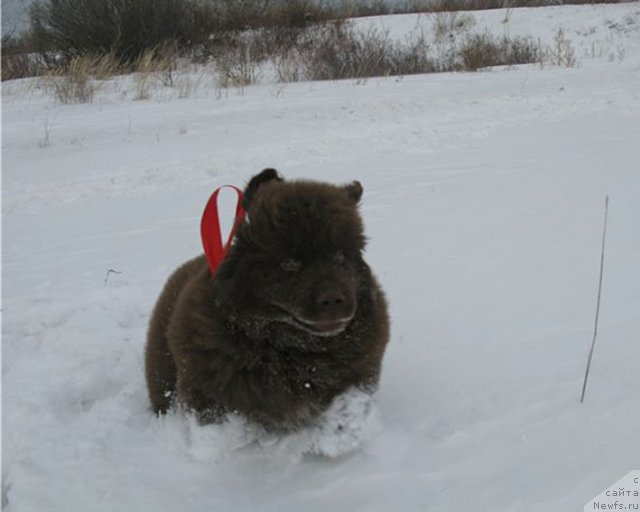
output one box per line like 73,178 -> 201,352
2,0 -> 32,36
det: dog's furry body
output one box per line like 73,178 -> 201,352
145,170 -> 389,432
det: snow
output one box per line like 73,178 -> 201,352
2,3 -> 640,511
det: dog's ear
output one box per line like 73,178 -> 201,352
243,168 -> 282,210
344,181 -> 363,204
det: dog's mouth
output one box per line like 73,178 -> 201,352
294,316 -> 354,337
271,304 -> 354,337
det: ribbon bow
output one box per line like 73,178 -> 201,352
200,185 -> 246,275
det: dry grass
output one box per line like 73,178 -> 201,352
41,57 -> 97,104
18,4 -> 584,101
89,52 -> 121,80
132,48 -> 171,100
31,22 -> 581,102
35,46 -> 182,103
7,0 -> 608,85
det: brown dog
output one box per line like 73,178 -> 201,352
145,169 -> 389,432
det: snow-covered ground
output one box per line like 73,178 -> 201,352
2,3 -> 640,511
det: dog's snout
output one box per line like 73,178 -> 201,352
312,283 -> 355,322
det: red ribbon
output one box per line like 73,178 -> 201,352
200,185 -> 246,275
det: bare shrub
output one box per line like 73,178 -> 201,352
225,26 -> 306,64
460,33 -> 500,70
215,43 -> 261,88
392,33 -> 438,75
271,21 -> 551,82
29,0 -> 216,64
299,21 -> 436,81
1,33 -> 49,80
275,53 -> 305,83
460,32 -> 540,70
1,52 -> 48,81
550,28 -> 577,67
211,0 -> 337,31
136,21 -> 577,94
302,22 -> 392,81
504,35 -> 541,65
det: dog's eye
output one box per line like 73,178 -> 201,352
334,251 -> 345,264
281,259 -> 301,272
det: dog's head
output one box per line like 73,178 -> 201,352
217,169 -> 367,339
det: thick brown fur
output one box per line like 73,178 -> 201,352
145,170 -> 389,432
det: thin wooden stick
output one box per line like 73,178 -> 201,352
104,268 -> 122,286
580,196 -> 609,403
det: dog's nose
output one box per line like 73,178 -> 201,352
316,289 -> 346,308
313,284 -> 355,321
